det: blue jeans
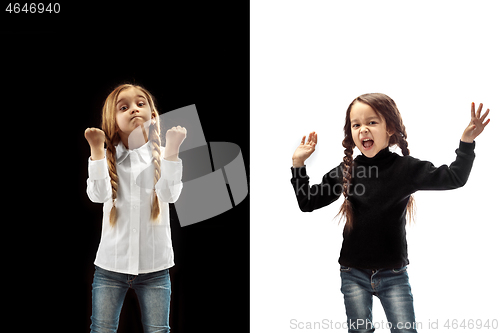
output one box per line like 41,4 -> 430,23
90,266 -> 171,333
340,266 -> 417,333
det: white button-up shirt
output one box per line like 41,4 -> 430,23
86,141 -> 183,275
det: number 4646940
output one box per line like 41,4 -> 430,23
444,319 -> 498,330
6,3 -> 60,13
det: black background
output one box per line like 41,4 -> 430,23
2,2 -> 249,332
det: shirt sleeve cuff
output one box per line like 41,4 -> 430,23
161,158 -> 183,180
458,140 -> 476,155
291,165 -> 308,179
88,156 -> 109,180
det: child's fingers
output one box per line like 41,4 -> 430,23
300,135 -> 306,145
476,103 -> 483,119
84,127 -> 97,138
310,131 -> 317,142
479,109 -> 490,123
307,132 -> 314,144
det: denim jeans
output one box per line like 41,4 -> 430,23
90,266 -> 171,333
340,266 -> 417,333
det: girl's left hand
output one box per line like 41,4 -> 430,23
164,126 -> 187,160
461,102 -> 490,143
165,126 -> 187,148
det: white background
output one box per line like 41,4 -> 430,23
251,1 -> 499,332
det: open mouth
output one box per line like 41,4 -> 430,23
362,139 -> 374,149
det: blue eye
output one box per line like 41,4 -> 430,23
120,105 -> 128,111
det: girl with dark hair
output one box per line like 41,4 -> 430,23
290,93 -> 490,332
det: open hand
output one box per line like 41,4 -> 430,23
462,102 -> 491,143
292,131 -> 317,167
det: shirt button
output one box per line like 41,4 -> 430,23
133,228 -> 137,233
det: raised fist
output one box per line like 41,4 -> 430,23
84,127 -> 106,148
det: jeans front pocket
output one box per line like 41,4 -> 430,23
391,266 -> 408,274
340,265 -> 351,272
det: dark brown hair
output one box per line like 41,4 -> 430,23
336,93 -> 415,232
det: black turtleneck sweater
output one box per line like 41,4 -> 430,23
290,141 -> 475,269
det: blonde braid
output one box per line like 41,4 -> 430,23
106,134 -> 119,227
149,118 -> 161,221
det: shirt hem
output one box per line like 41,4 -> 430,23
94,262 -> 175,275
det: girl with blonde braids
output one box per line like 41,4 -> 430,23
85,84 -> 186,333
291,93 -> 490,332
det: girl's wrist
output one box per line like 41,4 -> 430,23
164,146 -> 180,161
90,146 -> 105,161
460,134 -> 474,143
292,158 -> 305,168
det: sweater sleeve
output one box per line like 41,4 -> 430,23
290,164 -> 343,212
409,140 -> 475,192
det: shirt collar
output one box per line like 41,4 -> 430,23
115,140 -> 153,165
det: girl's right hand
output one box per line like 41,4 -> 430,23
85,128 -> 106,160
292,131 -> 317,167
84,128 -> 106,148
